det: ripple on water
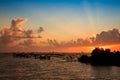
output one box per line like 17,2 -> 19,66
0,54 -> 120,80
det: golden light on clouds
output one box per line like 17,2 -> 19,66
0,18 -> 120,53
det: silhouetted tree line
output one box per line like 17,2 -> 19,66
78,47 -> 120,66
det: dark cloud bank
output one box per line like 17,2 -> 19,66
47,28 -> 120,48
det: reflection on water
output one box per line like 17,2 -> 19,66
90,65 -> 120,79
0,54 -> 120,80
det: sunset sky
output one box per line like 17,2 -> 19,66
0,0 -> 120,53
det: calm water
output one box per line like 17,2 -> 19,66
0,54 -> 120,80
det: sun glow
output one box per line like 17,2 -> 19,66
98,46 -> 102,49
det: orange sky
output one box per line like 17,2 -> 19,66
0,18 -> 120,53
0,0 -> 120,53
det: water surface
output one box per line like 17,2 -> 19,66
0,54 -> 120,80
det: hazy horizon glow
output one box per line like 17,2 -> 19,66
0,0 -> 120,53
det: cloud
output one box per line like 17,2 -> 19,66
38,27 -> 44,33
25,29 -> 33,38
47,38 -> 93,48
47,39 -> 60,47
0,18 -> 44,45
0,18 -> 120,52
19,39 -> 35,47
47,28 -> 120,48
0,18 -> 27,44
11,18 -> 27,29
94,28 -> 120,45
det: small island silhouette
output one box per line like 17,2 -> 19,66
78,47 -> 120,66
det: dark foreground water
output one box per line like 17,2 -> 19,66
0,54 -> 120,80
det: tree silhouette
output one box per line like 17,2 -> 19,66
78,47 -> 120,66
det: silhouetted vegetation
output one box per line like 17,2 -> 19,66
11,52 -> 80,62
78,47 -> 120,66
12,52 -> 51,60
